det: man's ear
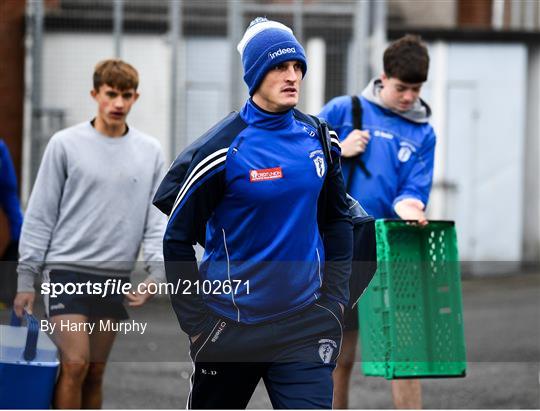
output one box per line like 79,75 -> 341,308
380,72 -> 388,82
90,88 -> 98,99
133,91 -> 140,102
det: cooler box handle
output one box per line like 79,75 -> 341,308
10,310 -> 39,361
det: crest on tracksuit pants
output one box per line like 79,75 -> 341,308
318,339 -> 337,364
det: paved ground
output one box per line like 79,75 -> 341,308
4,272 -> 539,409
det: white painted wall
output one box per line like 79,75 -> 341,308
183,37 -> 230,147
389,0 -> 456,28
423,42 -> 449,221
37,32 -> 534,266
438,44 -> 527,263
523,46 -> 540,262
41,34 -> 234,166
42,33 -> 170,160
305,38 -> 326,115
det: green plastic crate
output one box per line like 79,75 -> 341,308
358,219 -> 466,379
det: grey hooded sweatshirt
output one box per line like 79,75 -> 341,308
361,78 -> 432,123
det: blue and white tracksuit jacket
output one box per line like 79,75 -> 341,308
319,82 -> 436,219
153,99 -> 352,337
0,139 -> 22,242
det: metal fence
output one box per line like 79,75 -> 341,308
24,0 -> 387,194
21,0 -> 540,264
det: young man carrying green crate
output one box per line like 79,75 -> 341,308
319,34 -> 436,409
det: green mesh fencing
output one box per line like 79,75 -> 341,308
358,219 -> 466,379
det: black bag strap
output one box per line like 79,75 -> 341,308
308,114 -> 332,166
308,114 -> 332,228
346,96 -> 371,190
351,94 -> 363,130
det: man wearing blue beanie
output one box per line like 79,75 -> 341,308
237,16 -> 307,96
154,17 -> 352,409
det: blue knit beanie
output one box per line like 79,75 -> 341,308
237,17 -> 307,96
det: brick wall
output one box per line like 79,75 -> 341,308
457,0 -> 492,28
0,0 -> 25,182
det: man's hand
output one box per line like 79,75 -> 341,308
394,198 -> 428,226
125,277 -> 156,307
13,292 -> 35,317
340,129 -> 370,158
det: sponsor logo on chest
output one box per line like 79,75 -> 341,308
249,167 -> 283,182
373,129 -> 394,139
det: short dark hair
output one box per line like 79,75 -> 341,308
93,59 -> 139,91
383,34 -> 429,83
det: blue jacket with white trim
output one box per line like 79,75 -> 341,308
319,81 -> 436,219
153,99 -> 352,336
0,139 -> 23,241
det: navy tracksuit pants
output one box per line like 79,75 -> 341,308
187,299 -> 343,409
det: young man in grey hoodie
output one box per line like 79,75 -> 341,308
319,35 -> 436,409
14,59 -> 166,409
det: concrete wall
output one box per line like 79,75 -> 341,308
389,0 -> 456,28
0,0 -> 25,181
523,46 -> 540,262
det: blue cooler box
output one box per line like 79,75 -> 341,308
0,313 -> 59,409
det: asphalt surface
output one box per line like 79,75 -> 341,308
3,272 -> 539,409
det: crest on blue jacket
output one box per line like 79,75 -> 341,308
398,142 -> 416,163
309,149 -> 326,178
